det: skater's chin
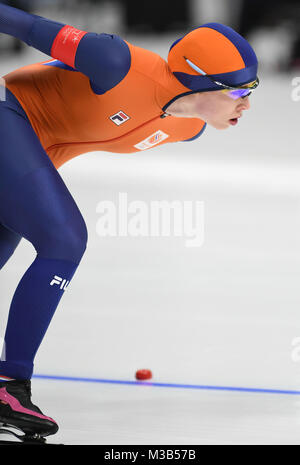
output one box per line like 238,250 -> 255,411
208,121 -> 230,130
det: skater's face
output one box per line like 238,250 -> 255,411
165,91 -> 251,129
194,90 -> 251,129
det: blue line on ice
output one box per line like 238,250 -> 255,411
33,374 -> 300,396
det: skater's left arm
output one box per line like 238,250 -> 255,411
0,4 -> 131,93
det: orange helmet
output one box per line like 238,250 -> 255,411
168,23 -> 258,92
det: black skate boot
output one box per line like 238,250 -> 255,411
0,380 -> 58,444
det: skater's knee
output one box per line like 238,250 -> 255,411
36,216 -> 88,264
58,221 -> 88,262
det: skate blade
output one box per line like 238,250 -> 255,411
0,424 -> 47,444
0,427 -> 63,444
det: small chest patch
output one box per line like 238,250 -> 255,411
134,130 -> 169,150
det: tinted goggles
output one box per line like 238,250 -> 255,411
219,79 -> 259,100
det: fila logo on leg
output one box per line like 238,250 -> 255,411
50,275 -> 70,291
110,111 -> 130,126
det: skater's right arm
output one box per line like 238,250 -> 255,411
0,4 -> 131,93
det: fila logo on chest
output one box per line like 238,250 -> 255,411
110,111 -> 130,126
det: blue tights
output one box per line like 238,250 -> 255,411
0,88 -> 88,379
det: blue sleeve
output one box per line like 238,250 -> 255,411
74,33 -> 131,94
0,4 -> 131,92
0,3 -> 59,47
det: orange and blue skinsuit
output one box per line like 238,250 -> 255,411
3,14 -> 206,169
0,4 -> 205,382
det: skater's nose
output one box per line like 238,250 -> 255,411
239,96 -> 250,110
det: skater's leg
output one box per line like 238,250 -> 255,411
0,91 -> 88,381
0,222 -> 21,269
